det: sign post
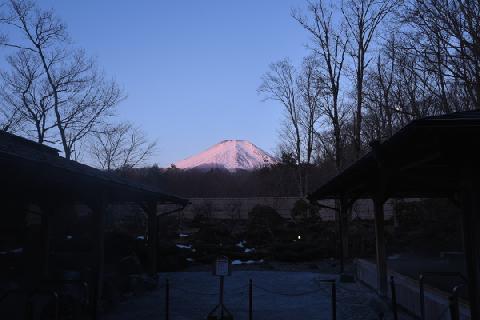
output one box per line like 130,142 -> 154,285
207,257 -> 233,320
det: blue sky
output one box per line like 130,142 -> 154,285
35,1 -> 310,166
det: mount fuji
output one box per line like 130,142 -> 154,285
173,140 -> 277,171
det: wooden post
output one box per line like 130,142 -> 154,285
338,196 -> 349,274
39,201 -> 55,279
449,287 -> 461,320
335,199 -> 344,274
371,141 -> 389,297
373,196 -> 388,296
40,207 -> 51,279
390,276 -> 398,320
165,278 -> 170,320
461,177 -> 480,320
419,275 -> 425,320
219,275 -> 224,318
90,197 -> 107,320
331,281 -> 337,320
249,279 -> 253,320
146,200 -> 158,276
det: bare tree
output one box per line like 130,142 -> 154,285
342,0 -> 398,158
363,36 -> 397,140
90,122 -> 157,170
0,96 -> 23,132
259,56 -> 326,195
403,0 -> 480,109
297,56 -> 323,166
259,59 -> 301,165
363,26 -> 465,141
0,49 -> 56,143
392,44 -> 440,122
1,0 -> 123,159
259,59 -> 306,194
293,1 -> 349,171
297,56 -> 324,194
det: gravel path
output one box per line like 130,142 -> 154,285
104,271 -> 406,320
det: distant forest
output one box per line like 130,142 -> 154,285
118,162 -> 336,198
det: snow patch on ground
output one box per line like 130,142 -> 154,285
388,254 -> 401,260
0,248 -> 23,254
176,244 -> 192,250
231,259 -> 264,265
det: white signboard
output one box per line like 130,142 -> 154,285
214,257 -> 231,276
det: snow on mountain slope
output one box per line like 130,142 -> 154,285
174,140 -> 277,171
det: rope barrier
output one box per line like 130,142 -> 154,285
163,276 -> 400,320
252,283 -> 325,297
170,283 -> 249,296
171,286 -> 219,296
313,279 -> 367,303
335,283 -> 370,293
165,277 -> 338,299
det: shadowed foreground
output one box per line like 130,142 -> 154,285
104,271 -> 408,320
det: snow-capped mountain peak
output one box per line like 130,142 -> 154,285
173,140 -> 276,171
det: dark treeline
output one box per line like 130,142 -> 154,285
118,162 -> 336,198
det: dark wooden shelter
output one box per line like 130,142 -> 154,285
308,110 -> 480,320
0,130 -> 187,319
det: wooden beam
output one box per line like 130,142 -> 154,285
373,196 -> 388,296
397,152 -> 442,172
461,178 -> 480,320
146,201 -> 158,276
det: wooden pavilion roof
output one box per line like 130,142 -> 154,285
308,110 -> 480,201
0,130 -> 187,204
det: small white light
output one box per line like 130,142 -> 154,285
297,235 -> 301,240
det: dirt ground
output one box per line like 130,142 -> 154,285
103,269 -> 412,320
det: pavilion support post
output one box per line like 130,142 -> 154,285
371,140 -> 389,296
373,196 -> 388,296
338,196 -> 350,274
461,177 -> 480,320
39,203 -> 54,279
146,200 -> 158,276
90,197 -> 107,320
